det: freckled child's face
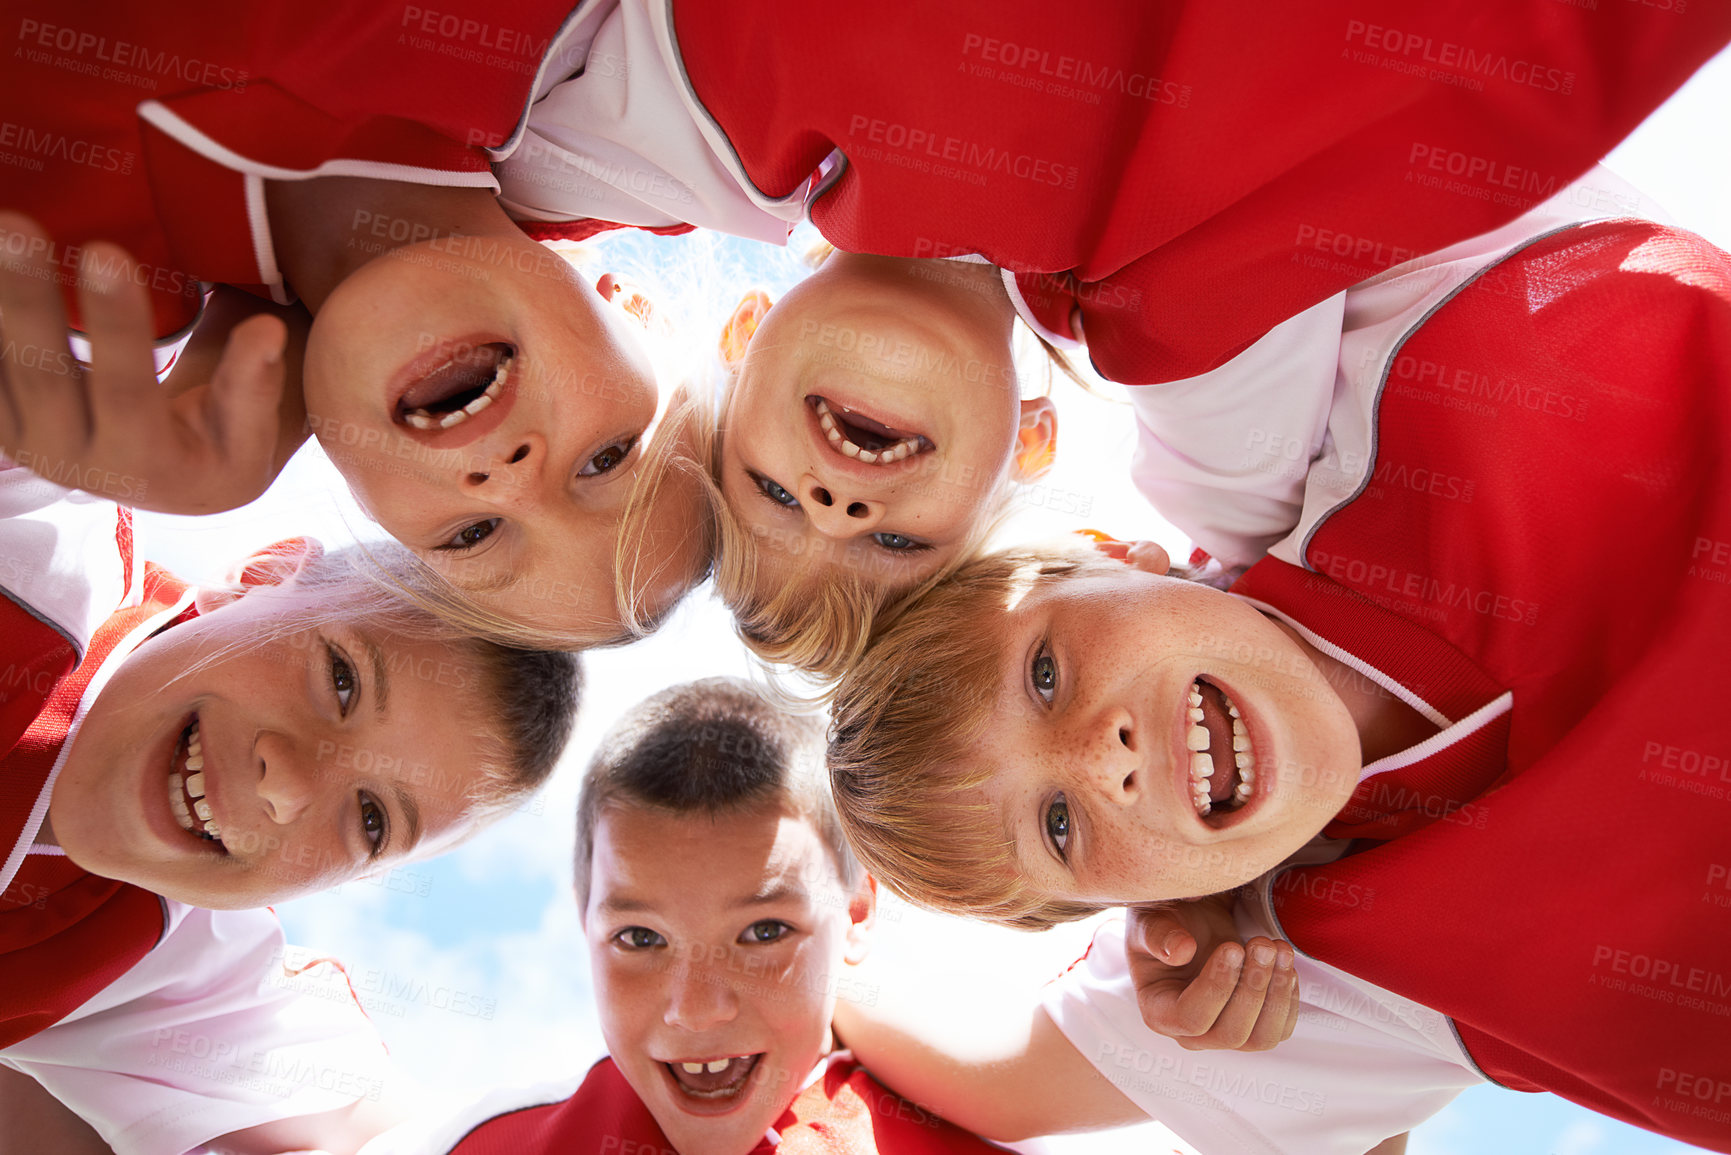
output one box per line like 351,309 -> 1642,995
303,234 -> 708,642
48,584 -> 494,909
718,261 -> 1038,602
969,566 -> 1363,904
582,801 -> 872,1155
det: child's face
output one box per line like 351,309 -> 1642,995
971,567 -> 1362,904
48,586 -> 495,910
303,235 -> 708,642
582,800 -> 873,1155
718,268 -> 1039,598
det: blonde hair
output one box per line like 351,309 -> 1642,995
827,545 -> 1132,930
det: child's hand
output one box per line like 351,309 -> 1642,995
1076,530 -> 1171,575
1125,895 -> 1299,1052
0,213 -> 296,514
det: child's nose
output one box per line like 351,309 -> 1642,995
254,733 -> 316,826
462,436 -> 548,505
798,476 -> 884,537
1086,707 -> 1142,806
662,954 -> 741,1032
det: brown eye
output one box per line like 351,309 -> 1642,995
579,438 -> 637,476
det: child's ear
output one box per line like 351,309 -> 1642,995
1012,397 -> 1058,481
192,537 -> 324,616
595,272 -> 655,328
843,874 -> 878,966
718,289 -> 774,368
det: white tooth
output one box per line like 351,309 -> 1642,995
186,772 -> 206,798
1188,707 -> 1204,722
1234,782 -> 1252,801
1197,800 -> 1212,816
1186,725 -> 1209,751
1232,717 -> 1248,735
462,392 -> 494,416
1235,751 -> 1252,770
857,449 -> 878,464
494,360 -> 511,387
820,412 -> 837,432
705,1059 -> 730,1074
203,820 -> 221,838
405,412 -> 436,429
1188,688 -> 1203,707
840,441 -> 860,458
1227,702 -> 1241,719
1234,732 -> 1251,752
681,1062 -> 705,1074
1191,751 -> 1214,778
185,754 -> 204,772
438,410 -> 469,429
194,799 -> 213,822
815,399 -> 832,416
826,428 -> 842,444
1239,765 -> 1256,784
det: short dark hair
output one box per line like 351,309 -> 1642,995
574,678 -> 857,907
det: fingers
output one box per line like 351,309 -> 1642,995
1139,939 -> 1245,1038
76,243 -> 158,430
1125,540 -> 1171,575
1126,904 -> 1198,967
0,213 -> 83,444
201,313 -> 288,479
1187,939 -> 1293,1052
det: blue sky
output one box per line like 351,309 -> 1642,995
136,44 -> 1731,1155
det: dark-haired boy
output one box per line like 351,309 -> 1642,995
360,677 -> 1143,1155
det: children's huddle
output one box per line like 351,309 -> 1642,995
3,2 -> 1731,1153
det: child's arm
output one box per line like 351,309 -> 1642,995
0,213 -> 305,515
831,981 -> 1147,1141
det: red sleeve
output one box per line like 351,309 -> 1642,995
675,0 -> 1731,383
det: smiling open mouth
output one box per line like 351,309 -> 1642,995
810,397 -> 931,464
168,717 -> 226,847
665,1054 -> 761,1100
398,343 -> 514,430
1187,679 -> 1255,821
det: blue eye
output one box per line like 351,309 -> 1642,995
740,920 -> 791,944
615,927 -> 667,949
755,474 -> 799,507
871,532 -> 923,552
1031,646 -> 1058,703
1045,794 -> 1071,858
440,518 -> 500,550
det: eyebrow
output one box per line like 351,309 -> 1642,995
388,782 -> 423,856
730,882 -> 805,908
361,636 -> 391,717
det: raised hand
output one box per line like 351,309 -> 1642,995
1125,894 -> 1299,1052
0,213 -> 305,515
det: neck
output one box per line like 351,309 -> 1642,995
825,251 -> 1015,338
264,177 -> 521,311
1271,621 -> 1441,766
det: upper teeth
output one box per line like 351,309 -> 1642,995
168,721 -> 222,842
1187,681 -> 1255,818
403,355 -> 512,430
815,399 -> 924,464
680,1059 -> 733,1074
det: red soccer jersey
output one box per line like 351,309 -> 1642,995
445,1054 -> 1007,1155
1231,221 -> 1731,1149
671,1 -> 1731,383
0,0 -> 578,337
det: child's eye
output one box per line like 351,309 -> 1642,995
615,927 -> 667,950
872,532 -> 927,552
328,645 -> 358,714
579,436 -> 638,477
439,518 -> 501,551
754,473 -> 799,508
739,920 -> 792,945
359,793 -> 388,857
1031,645 -> 1058,704
1045,793 -> 1071,859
